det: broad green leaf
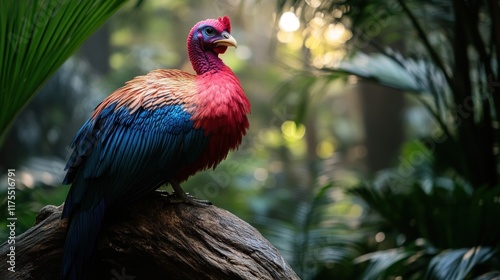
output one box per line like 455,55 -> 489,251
0,0 -> 128,145
337,52 -> 426,93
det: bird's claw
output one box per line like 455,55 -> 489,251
167,180 -> 212,207
165,192 -> 212,207
157,189 -> 170,196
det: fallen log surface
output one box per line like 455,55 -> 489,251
0,192 -> 299,280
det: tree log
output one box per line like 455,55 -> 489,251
0,192 -> 299,280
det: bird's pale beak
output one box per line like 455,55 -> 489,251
214,31 -> 238,48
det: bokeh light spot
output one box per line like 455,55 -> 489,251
281,120 -> 306,140
317,140 -> 335,158
279,12 -> 300,32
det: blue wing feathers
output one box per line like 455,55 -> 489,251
62,102 -> 209,280
62,198 -> 105,279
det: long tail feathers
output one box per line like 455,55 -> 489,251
61,200 -> 105,280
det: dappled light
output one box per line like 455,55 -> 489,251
279,11 -> 301,32
276,4 -> 352,69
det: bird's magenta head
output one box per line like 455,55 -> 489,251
188,16 -> 237,56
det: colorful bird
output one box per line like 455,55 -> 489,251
60,16 -> 250,280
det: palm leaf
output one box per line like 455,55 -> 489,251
474,271 -> 500,280
426,247 -> 495,280
0,0 -> 128,145
335,52 -> 429,93
355,248 -> 422,280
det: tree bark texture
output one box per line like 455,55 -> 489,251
0,192 -> 299,280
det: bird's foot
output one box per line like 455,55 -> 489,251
166,180 -> 212,207
165,192 -> 212,207
156,189 -> 170,195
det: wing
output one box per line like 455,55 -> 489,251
62,70 -> 208,219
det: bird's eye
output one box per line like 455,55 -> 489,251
204,27 -> 216,37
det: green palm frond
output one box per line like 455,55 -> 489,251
335,52 -> 428,93
426,247 -> 495,280
356,245 -> 498,280
0,0 -> 128,144
355,248 -> 423,280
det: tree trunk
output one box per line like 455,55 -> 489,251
358,81 -> 405,172
0,192 -> 299,280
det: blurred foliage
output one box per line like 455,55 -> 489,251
355,140 -> 500,249
276,0 -> 500,279
0,184 -> 68,241
255,183 -> 364,279
347,141 -> 500,279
